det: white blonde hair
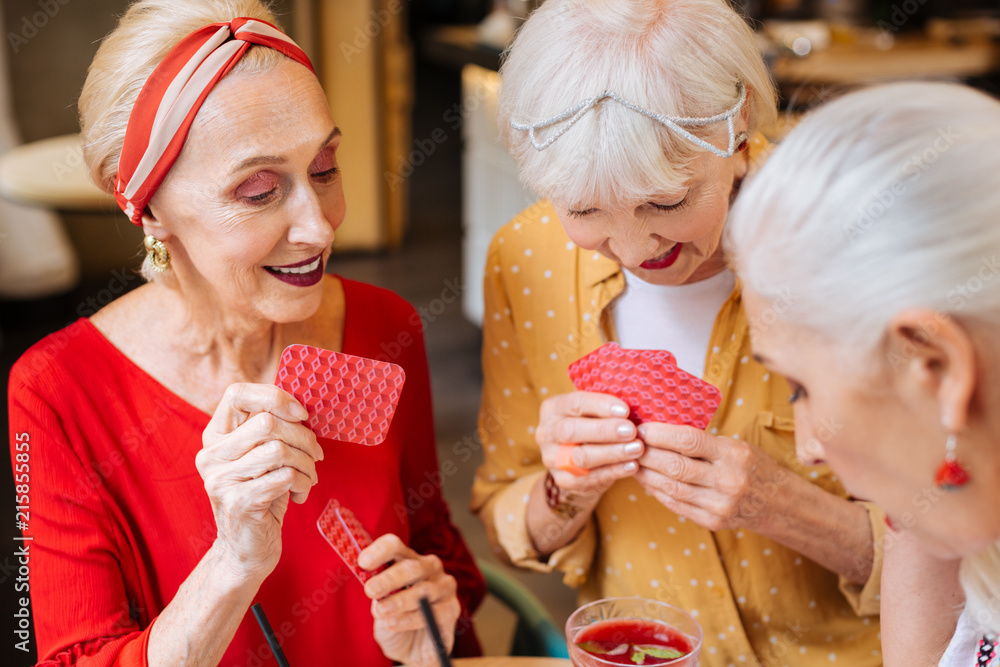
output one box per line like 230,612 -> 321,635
726,81 -> 1000,631
497,0 -> 776,209
79,0 -> 284,280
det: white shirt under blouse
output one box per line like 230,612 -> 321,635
611,266 -> 736,379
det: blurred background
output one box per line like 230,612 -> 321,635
1,0 -> 999,663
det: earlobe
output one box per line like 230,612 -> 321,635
735,154 -> 750,181
888,308 -> 978,431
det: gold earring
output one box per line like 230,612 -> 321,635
144,235 -> 170,272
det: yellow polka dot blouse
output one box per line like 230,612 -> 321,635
470,200 -> 886,666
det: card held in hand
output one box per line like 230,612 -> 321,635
568,342 -> 721,430
317,498 -> 385,585
274,344 -> 405,446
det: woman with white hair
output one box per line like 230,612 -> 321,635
471,0 -> 884,663
727,81 -> 1000,666
7,1 -> 484,664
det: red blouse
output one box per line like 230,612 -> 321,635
7,277 -> 484,666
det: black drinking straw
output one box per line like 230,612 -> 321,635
251,603 -> 291,667
418,597 -> 453,667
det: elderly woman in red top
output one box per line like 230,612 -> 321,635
6,1 -> 483,665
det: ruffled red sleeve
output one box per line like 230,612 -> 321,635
8,355 -> 154,666
37,625 -> 152,666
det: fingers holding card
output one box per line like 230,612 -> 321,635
568,342 -> 721,430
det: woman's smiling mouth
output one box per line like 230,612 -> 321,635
264,253 -> 324,286
640,243 -> 683,270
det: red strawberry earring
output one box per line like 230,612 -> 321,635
935,417 -> 971,491
735,131 -> 749,153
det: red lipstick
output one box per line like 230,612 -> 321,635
264,253 -> 325,287
640,244 -> 683,270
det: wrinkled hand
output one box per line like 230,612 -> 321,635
535,392 -> 644,504
634,423 -> 786,532
197,383 -> 322,578
361,534 -> 461,667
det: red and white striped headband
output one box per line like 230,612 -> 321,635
114,18 -> 315,225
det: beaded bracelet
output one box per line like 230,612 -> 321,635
544,472 -> 584,520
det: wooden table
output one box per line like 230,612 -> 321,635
773,35 -> 1000,86
425,25 -> 1000,86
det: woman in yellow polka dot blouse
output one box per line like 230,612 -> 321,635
470,1 -> 884,665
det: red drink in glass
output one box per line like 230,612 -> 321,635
566,597 -> 702,666
574,618 -> 693,664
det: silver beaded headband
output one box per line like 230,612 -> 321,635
511,83 -> 749,158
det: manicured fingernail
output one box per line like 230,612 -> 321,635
294,404 -> 309,420
637,425 -> 647,439
623,461 -> 638,472
624,441 -> 643,455
611,404 -> 629,417
617,424 -> 634,437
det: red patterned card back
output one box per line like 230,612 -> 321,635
275,344 -> 405,446
568,342 -> 721,430
317,498 -> 385,584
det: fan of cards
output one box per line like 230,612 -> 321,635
568,342 -> 722,430
274,344 -> 406,446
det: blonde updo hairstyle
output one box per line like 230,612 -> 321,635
497,0 -> 777,210
79,0 -> 285,280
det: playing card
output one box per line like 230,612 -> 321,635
275,344 -> 405,446
568,342 -> 677,390
317,498 -> 385,584
568,342 -> 721,430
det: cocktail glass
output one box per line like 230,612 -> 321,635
565,597 -> 703,666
